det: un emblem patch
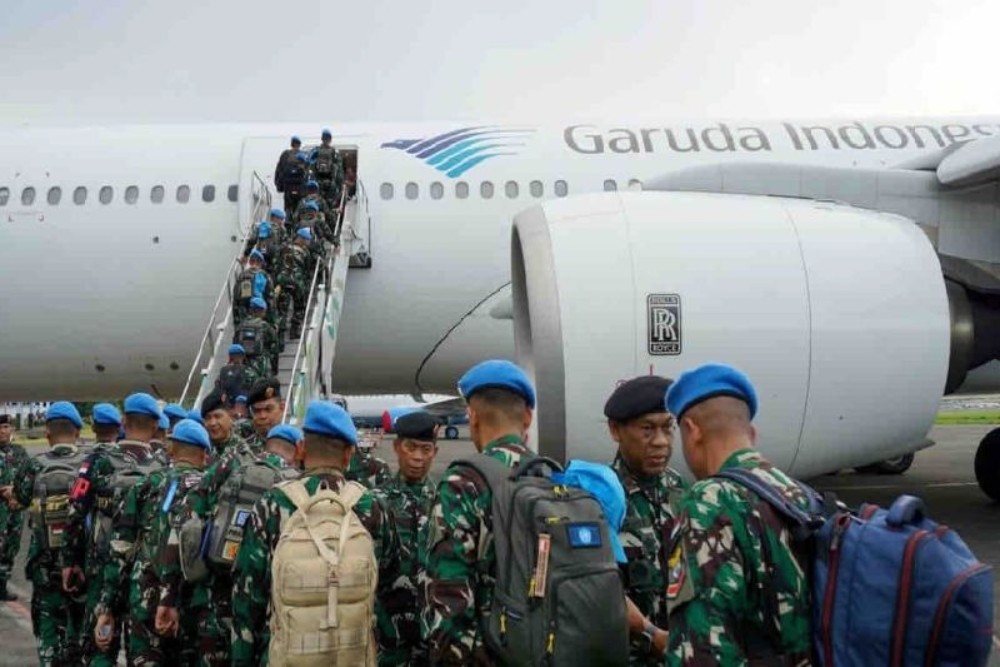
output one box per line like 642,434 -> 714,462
647,294 -> 681,355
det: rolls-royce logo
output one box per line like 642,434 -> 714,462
648,294 -> 681,355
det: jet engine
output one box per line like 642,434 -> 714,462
511,192 -> 955,478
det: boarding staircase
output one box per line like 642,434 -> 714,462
179,171 -> 369,425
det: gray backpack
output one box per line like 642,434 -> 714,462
454,455 -> 629,667
31,448 -> 92,551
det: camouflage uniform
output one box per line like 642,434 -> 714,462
665,449 -> 812,666
243,222 -> 286,269
373,473 -> 437,666
0,439 -> 29,590
294,192 -> 335,231
346,448 -> 393,489
422,434 -> 531,665
275,242 -> 313,341
231,468 -> 399,666
232,266 -> 275,327
233,314 -> 279,379
611,453 -> 688,665
310,144 -> 345,210
235,419 -> 257,443
10,444 -> 89,666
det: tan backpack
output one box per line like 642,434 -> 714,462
268,478 -> 377,667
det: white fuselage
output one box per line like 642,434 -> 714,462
2,118 -> 999,401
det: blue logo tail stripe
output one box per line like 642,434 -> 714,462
436,143 -> 511,172
447,152 -> 518,178
427,136 -> 502,166
406,127 -> 483,154
415,129 -> 499,159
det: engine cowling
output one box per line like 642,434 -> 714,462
511,192 -> 950,478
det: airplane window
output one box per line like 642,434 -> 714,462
99,186 -> 114,205
22,186 -> 36,206
380,182 -> 394,200
554,180 -> 568,197
530,181 -> 543,198
202,185 -> 216,203
627,179 -> 643,190
603,179 -> 618,192
177,185 -> 191,203
405,182 -> 419,200
73,186 -> 87,205
47,186 -> 62,205
151,185 -> 165,204
227,184 -> 238,202
125,186 -> 139,204
0,187 -> 8,206
430,182 -> 444,200
505,181 -> 519,199
455,181 -> 469,199
481,181 -> 494,199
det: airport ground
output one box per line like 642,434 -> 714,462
2,425 -> 1000,665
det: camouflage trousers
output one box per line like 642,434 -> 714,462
277,281 -> 307,340
29,565 -> 85,667
0,507 -> 24,583
81,565 -> 122,667
246,354 -> 272,381
377,607 -> 428,667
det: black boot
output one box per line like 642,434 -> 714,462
0,580 -> 17,601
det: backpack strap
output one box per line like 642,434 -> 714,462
452,453 -> 512,494
277,478 -> 311,510
713,468 -> 824,539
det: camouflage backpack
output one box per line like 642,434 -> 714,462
235,319 -> 267,356
31,446 -> 92,551
313,146 -> 338,178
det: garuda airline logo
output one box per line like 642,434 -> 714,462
381,126 -> 534,178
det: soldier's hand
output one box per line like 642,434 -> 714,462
652,629 -> 668,658
155,605 -> 179,637
95,613 -> 115,650
61,566 -> 85,593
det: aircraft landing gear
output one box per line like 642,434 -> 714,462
974,427 -> 1000,502
855,454 -> 915,475
444,425 -> 459,440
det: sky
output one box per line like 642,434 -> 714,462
0,0 -> 996,125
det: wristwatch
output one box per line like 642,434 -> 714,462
639,620 -> 659,655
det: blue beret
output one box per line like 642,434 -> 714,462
291,135 -> 301,143
47,401 -> 83,428
305,179 -> 319,189
303,400 -> 358,445
91,403 -> 122,427
235,395 -> 247,405
552,460 -> 627,564
170,419 -> 210,450
296,227 -> 313,241
665,362 -> 758,420
187,409 -> 204,425
228,343 -> 246,356
458,360 -> 536,408
296,151 -> 308,161
163,403 -> 187,421
269,207 -> 286,220
304,201 -> 319,211
258,221 -> 272,239
267,424 -> 303,446
249,249 -> 265,263
158,413 -> 170,431
321,128 -> 332,138
249,297 -> 267,311
124,393 -> 162,419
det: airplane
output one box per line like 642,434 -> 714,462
4,118 -> 1000,499
339,394 -> 468,439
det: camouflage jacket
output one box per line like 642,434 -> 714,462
148,461 -> 207,608
611,454 -> 688,629
234,419 -> 256,442
422,434 -> 531,665
373,473 -> 437,651
665,448 -> 812,667
346,448 -> 392,489
97,465 -> 170,613
210,432 -> 244,464
276,243 -> 312,287
231,467 -> 399,666
0,440 -> 29,522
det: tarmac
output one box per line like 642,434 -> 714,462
2,425 -> 999,665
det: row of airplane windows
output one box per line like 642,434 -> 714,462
0,184 -> 239,207
379,178 -> 643,201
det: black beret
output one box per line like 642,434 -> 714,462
201,388 -> 229,416
395,411 -> 438,441
0,414 -> 11,425
603,376 -> 674,422
247,377 -> 282,406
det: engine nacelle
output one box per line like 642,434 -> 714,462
511,192 -> 950,478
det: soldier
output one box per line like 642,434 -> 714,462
346,437 -> 392,490
274,135 -> 302,210
232,250 -> 275,327
138,420 -> 211,663
604,376 -> 686,664
664,363 -> 812,665
200,388 -> 243,461
1,402 -> 89,666
374,410 -> 439,666
0,413 -> 28,601
92,393 -> 168,664
244,377 -> 285,452
275,227 -> 315,342
267,207 -> 292,238
217,343 -> 256,400
282,151 -> 310,214
163,403 -> 188,431
233,298 -> 279,379
422,359 -> 536,665
232,396 -> 255,440
231,400 -> 399,665
294,180 -> 334,227
242,219 -> 284,269
310,128 -> 345,210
